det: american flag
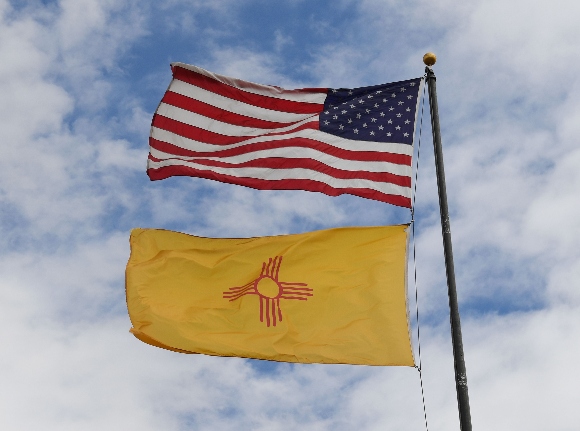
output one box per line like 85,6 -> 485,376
148,63 -> 423,208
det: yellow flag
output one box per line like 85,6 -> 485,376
125,225 -> 414,366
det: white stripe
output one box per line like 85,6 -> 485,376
149,146 -> 412,177
169,79 -> 320,123
148,158 -> 411,198
171,62 -> 328,105
150,126 -> 414,157
156,103 -> 318,136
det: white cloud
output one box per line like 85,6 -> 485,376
464,306 -> 580,430
274,29 -> 292,52
1,0 -> 580,430
0,1 -> 146,243
205,48 -> 298,87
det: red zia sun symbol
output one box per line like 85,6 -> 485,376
222,256 -> 313,327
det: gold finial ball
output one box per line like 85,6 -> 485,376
423,52 -> 437,66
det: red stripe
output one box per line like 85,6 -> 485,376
172,65 -> 325,114
279,296 -> 310,300
147,155 -> 411,187
265,298 -> 270,327
152,115 -> 248,145
149,137 -> 412,166
147,165 -> 412,208
152,115 -> 319,146
162,91 -> 299,129
172,65 -> 327,95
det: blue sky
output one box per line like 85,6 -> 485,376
1,0 -> 579,430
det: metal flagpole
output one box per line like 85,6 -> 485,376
422,53 -> 473,431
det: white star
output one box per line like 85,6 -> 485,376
403,132 -> 409,137
348,90 -> 353,95
400,87 -> 406,92
371,118 -> 377,122
376,90 -> 382,94
334,106 -> 338,109
380,112 -> 385,116
324,111 -> 329,114
388,119 -> 393,124
341,110 -> 347,114
324,120 -> 329,125
398,101 -> 404,105
405,119 -> 410,124
378,125 -> 384,130
410,82 -> 416,86
333,115 -> 338,119
356,113 -> 362,119
365,109 -> 370,113
374,103 -> 379,108
395,125 -> 401,130
389,107 -> 394,111
370,131 -> 375,135
407,95 -> 413,99
348,118 -> 352,123
359,99 -> 364,104
363,123 -> 367,128
367,94 -> 373,99
383,98 -> 387,102
396,113 -> 402,118
387,132 -> 392,136
406,107 -> 411,112
332,89 -> 337,93
350,104 -> 355,108
391,93 -> 396,97
339,124 -> 344,130
354,128 -> 359,134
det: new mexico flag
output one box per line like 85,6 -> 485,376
125,225 -> 414,366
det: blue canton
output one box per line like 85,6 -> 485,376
320,78 -> 422,145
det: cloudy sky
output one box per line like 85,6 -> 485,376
1,0 -> 579,429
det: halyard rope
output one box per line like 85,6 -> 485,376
411,79 -> 429,431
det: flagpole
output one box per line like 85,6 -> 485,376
423,53 -> 473,431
